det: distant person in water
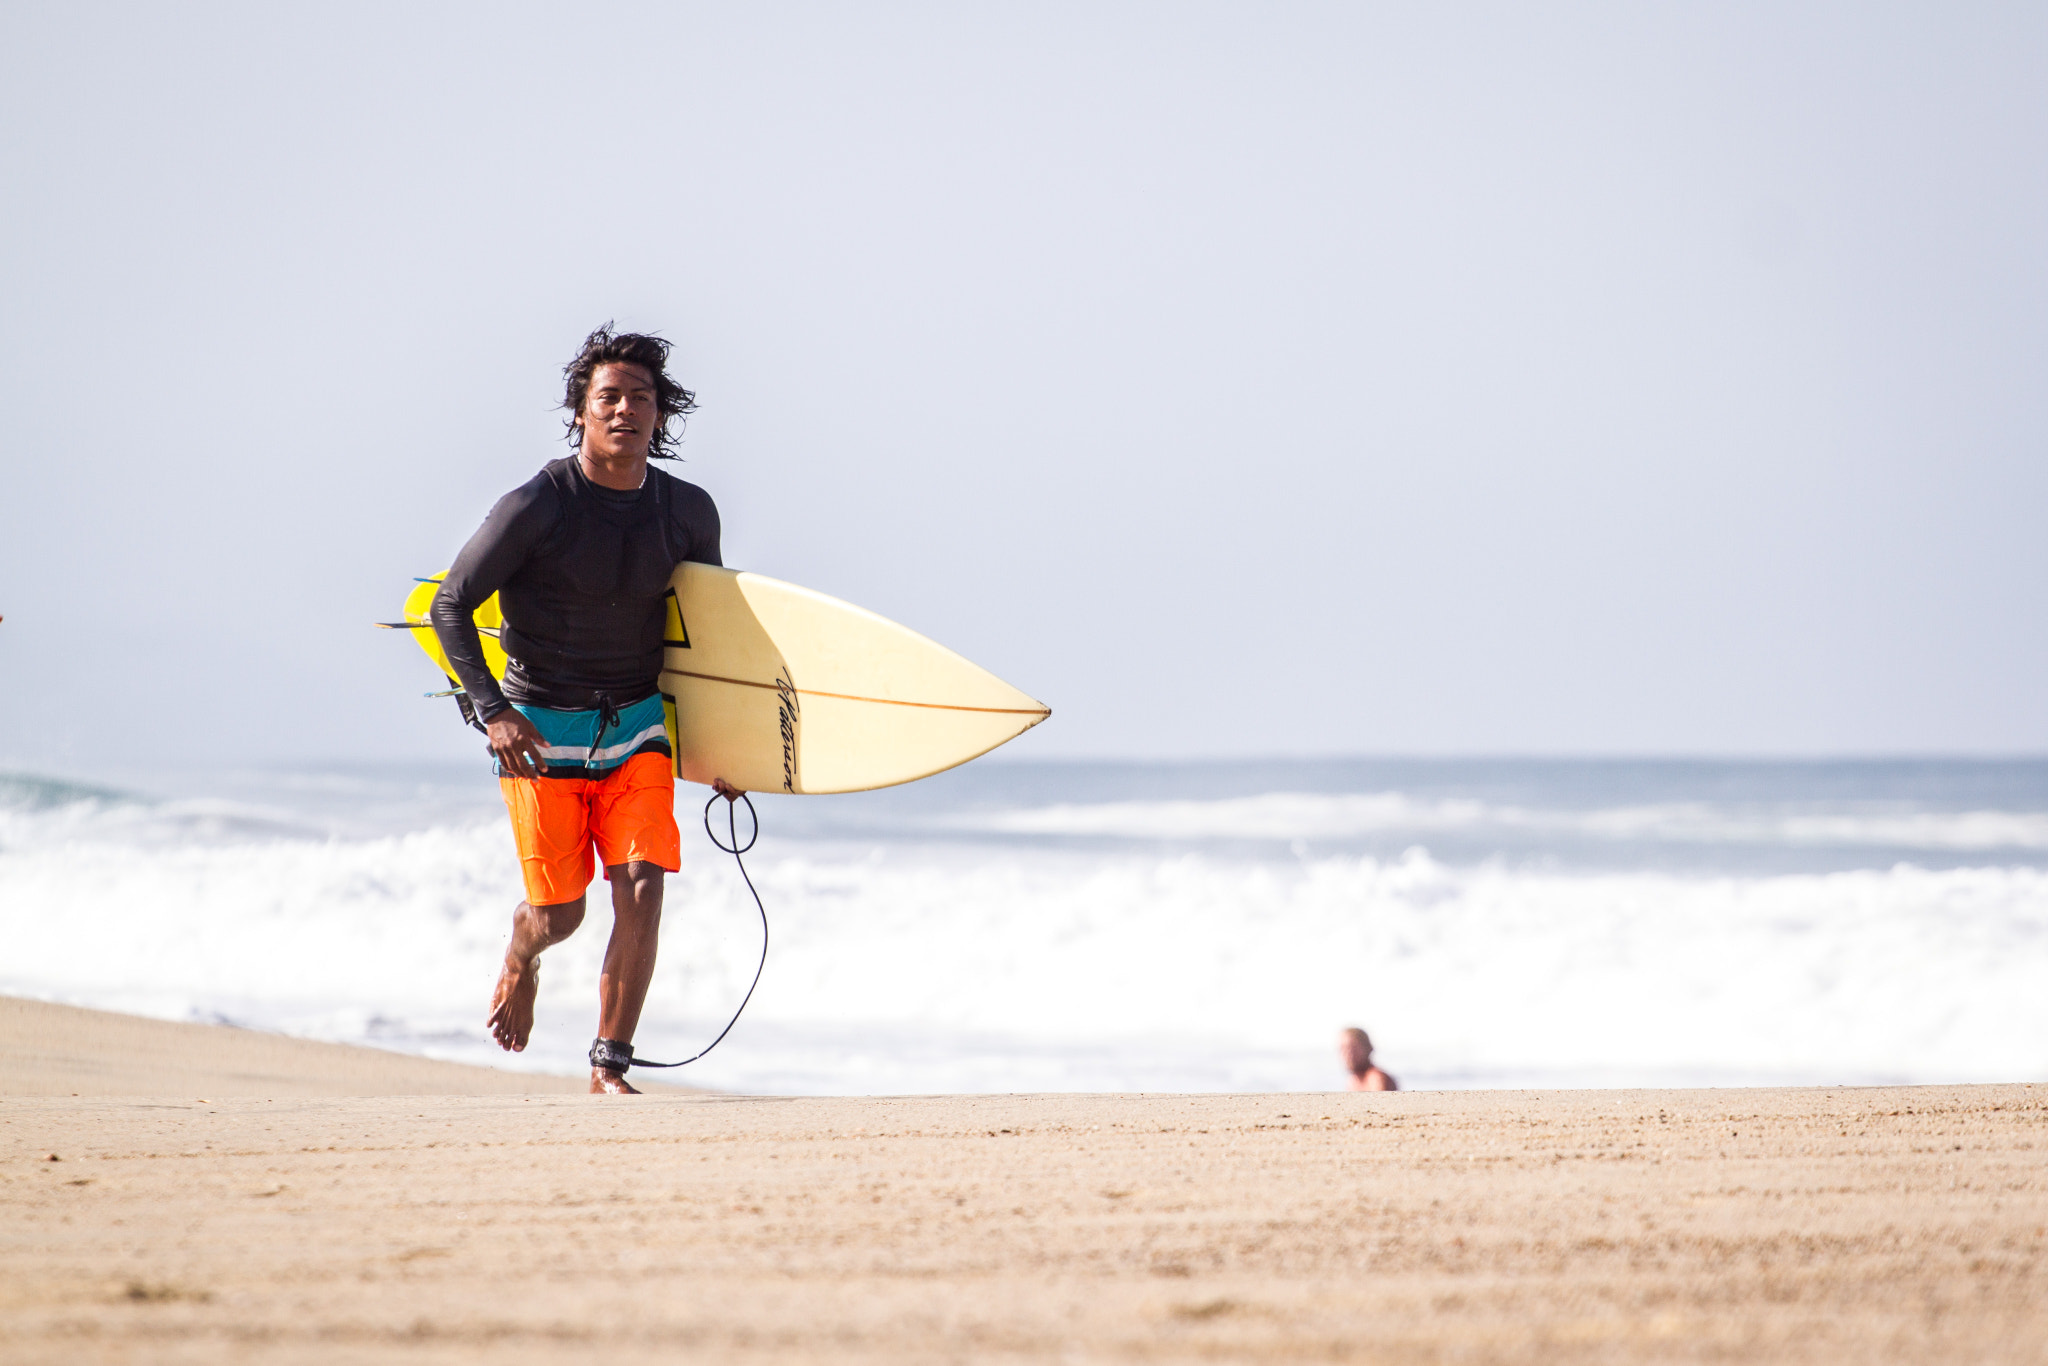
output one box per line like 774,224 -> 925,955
1339,1027 -> 1397,1091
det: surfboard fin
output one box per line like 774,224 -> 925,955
376,621 -> 498,638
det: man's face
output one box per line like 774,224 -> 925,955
578,362 -> 659,462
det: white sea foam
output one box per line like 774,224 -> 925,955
950,791 -> 2048,851
3,774 -> 2046,1093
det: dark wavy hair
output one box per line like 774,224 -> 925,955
561,323 -> 698,460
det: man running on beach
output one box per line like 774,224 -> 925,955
432,324 -> 735,1094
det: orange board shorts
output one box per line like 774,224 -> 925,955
499,751 -> 681,906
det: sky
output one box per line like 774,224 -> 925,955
2,2 -> 2044,773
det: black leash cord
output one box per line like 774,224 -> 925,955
625,792 -> 768,1069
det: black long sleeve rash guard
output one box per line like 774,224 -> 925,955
431,457 -> 722,722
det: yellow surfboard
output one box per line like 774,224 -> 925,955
392,563 -> 1049,794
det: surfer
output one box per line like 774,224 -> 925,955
1338,1027 -> 1398,1092
432,324 -> 736,1094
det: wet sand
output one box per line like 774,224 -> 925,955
2,999 -> 2044,1363
0,996 -> 597,1098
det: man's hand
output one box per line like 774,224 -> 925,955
487,710 -> 549,779
712,778 -> 744,803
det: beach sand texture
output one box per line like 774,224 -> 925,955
3,1000 -> 2044,1364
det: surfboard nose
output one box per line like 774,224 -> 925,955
660,564 -> 1050,794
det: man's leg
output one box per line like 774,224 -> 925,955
487,895 -> 587,1051
493,767 -> 596,1053
591,861 -> 663,1094
586,752 -> 682,1095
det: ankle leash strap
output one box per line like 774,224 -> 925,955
589,1037 -> 635,1073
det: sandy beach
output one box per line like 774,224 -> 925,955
2,998 -> 2043,1364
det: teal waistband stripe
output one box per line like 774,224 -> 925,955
495,694 -> 671,780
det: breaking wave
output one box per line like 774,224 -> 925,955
4,762 -> 2046,1093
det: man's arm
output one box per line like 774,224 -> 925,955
432,479 -> 558,773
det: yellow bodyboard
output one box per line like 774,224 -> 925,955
401,574 -> 508,684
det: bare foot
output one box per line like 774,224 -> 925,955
590,1067 -> 640,1095
486,956 -> 539,1052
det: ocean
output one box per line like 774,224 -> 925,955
3,757 -> 2045,1094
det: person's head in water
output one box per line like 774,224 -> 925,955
561,323 -> 698,462
1338,1026 -> 1397,1091
1339,1027 -> 1374,1076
